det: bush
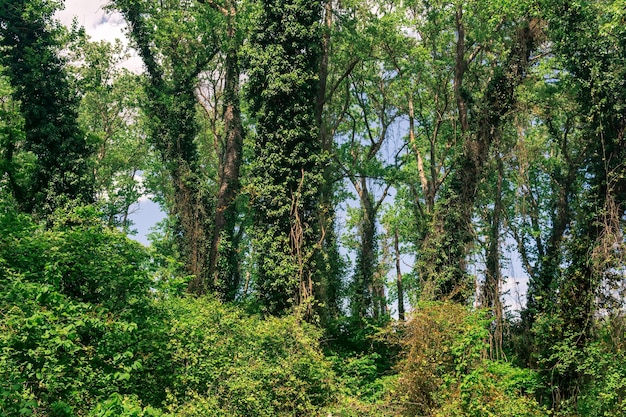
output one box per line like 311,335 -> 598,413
0,273 -> 146,416
569,318 -> 626,417
88,394 -> 165,417
161,296 -> 337,416
0,206 -> 152,314
0,206 -> 158,416
394,302 -> 545,417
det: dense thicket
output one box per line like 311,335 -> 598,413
1,0 -> 625,415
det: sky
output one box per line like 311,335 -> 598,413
57,1 -> 164,245
56,1 -> 144,72
57,1 -> 124,42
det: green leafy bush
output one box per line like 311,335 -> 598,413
394,302 -> 545,417
161,296 -> 336,416
88,394 -> 165,417
563,317 -> 626,417
0,273 -> 146,416
0,206 -> 152,314
0,206 -> 157,416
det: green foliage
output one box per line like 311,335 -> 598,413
394,303 -> 545,416
0,206 -> 158,416
0,0 -> 94,215
89,394 -> 165,417
433,361 -> 544,417
330,353 -> 389,402
0,206 -> 151,313
164,393 -> 226,417
534,316 -> 626,417
0,203 -> 362,416
162,296 -> 336,416
70,36 -> 150,230
3,1 -> 626,416
574,333 -> 626,417
0,274 -> 148,416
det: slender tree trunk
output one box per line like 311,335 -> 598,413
482,152 -> 504,360
208,4 -> 244,300
407,93 -> 434,211
352,180 -> 377,319
350,177 -> 391,320
394,227 -> 405,321
311,0 -> 342,322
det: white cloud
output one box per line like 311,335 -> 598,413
57,1 -> 125,42
59,1 -> 124,40
56,1 -> 144,72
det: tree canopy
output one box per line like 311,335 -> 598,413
1,0 -> 625,415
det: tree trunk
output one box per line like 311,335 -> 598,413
351,180 -> 377,319
394,227 -> 405,321
117,3 -> 213,294
208,4 -> 244,300
482,152 -> 504,360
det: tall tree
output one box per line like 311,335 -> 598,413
246,0 -> 325,315
335,63 -> 397,321
0,0 -> 94,216
477,141 -> 507,360
71,37 -> 149,230
522,0 -> 626,403
199,0 -> 246,302
417,2 -> 540,302
0,67 -> 23,202
378,0 -> 465,310
313,0 -> 344,324
510,72 -> 584,334
113,0 -> 221,293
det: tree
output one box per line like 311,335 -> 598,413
334,59 -> 398,321
313,0 -> 345,325
520,0 -> 626,404
71,37 -> 149,230
416,1 -> 540,303
0,67 -> 23,203
198,0 -> 246,302
0,0 -> 94,216
113,0 -> 222,294
246,0 -> 325,315
508,57 -> 586,350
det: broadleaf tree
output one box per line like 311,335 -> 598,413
245,0 -> 327,315
0,0 -> 94,216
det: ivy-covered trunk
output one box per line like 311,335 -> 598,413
114,1 -> 216,294
418,14 -> 539,302
246,0 -> 325,315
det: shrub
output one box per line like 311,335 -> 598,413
161,296 -> 337,416
88,394 -> 165,417
394,302 -> 545,417
0,206 -> 159,416
0,273 -> 146,416
0,206 -> 152,314
570,318 -> 626,417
